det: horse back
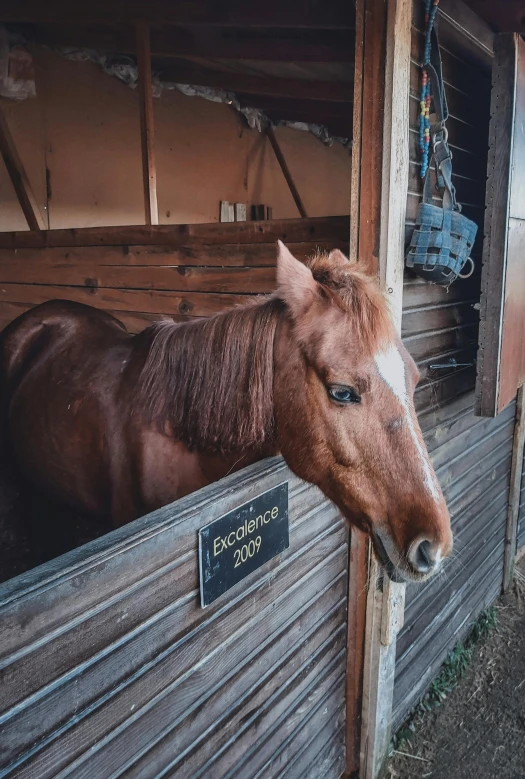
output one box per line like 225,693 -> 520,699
0,301 -> 133,516
0,300 -> 128,388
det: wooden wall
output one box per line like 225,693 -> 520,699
0,216 -> 349,333
0,46 -> 351,232
0,458 -> 348,779
392,3 -> 513,727
518,454 -> 525,554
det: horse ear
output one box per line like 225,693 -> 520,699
276,241 -> 317,318
328,248 -> 351,266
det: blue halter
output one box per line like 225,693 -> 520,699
406,7 -> 478,286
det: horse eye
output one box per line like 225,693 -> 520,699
328,385 -> 361,404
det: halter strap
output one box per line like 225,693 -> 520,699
421,14 -> 459,212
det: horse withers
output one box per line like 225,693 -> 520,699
0,243 -> 452,582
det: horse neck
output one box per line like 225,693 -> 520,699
135,297 -> 285,455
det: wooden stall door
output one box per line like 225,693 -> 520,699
0,458 -> 349,779
476,34 -> 525,417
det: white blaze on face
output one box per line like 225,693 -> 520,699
374,344 -> 440,501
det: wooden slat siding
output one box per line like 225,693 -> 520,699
398,521 -> 507,671
0,265 -> 279,294
390,0 -> 513,729
0,241 -> 349,267
518,451 -> 525,553
0,219 -> 349,334
403,482 -> 510,618
391,399 -> 514,724
0,216 -> 350,249
392,550 -> 503,728
0,458 -> 348,778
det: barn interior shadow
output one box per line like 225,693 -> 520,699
0,460 -> 111,584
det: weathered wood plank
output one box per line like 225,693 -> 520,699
402,299 -> 479,339
404,482 -> 510,616
397,538 -> 505,677
136,23 -> 158,227
54,596 -> 347,778
119,597 -> 347,778
0,241 -> 348,268
503,385 -> 525,590
0,458 -> 348,779
414,365 -> 477,415
266,126 -> 308,219
196,652 -> 345,779
476,34 -> 525,416
0,216 -> 350,249
0,0 -> 357,28
403,274 -> 480,309
280,709 -> 345,778
0,282 -> 254,317
0,264 -> 277,294
393,558 -> 502,726
404,323 -> 478,365
19,24 -> 355,64
411,497 -> 509,621
0,105 -> 46,231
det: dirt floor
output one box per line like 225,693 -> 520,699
388,559 -> 525,779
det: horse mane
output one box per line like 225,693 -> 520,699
136,297 -> 284,453
135,250 -> 393,453
307,250 -> 393,352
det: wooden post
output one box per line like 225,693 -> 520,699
349,0 -> 387,272
345,528 -> 369,777
136,22 -> 158,226
0,103 -> 46,231
503,384 -> 525,591
354,0 -> 411,777
266,125 -> 308,218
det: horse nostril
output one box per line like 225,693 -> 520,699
417,539 -> 432,568
409,538 -> 439,574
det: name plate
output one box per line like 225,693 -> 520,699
199,482 -> 289,607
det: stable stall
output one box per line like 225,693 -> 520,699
0,2 -> 525,779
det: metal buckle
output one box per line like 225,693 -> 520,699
433,125 -> 449,152
458,257 -> 475,279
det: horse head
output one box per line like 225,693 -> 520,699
274,242 -> 452,582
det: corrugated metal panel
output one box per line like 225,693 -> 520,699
0,458 -> 347,778
393,3 -> 512,728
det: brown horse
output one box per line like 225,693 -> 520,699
0,243 -> 451,582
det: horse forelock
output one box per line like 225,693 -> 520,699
306,251 -> 395,353
136,297 -> 283,453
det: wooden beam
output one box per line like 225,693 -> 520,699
0,215 -> 350,249
0,103 -> 46,231
475,34 -> 523,416
349,0 -> 387,271
154,60 -> 353,102
462,0 -> 525,34
136,23 -> 158,226
266,126 -> 307,219
1,1 -> 356,29
345,529 -> 369,777
379,0 -> 411,331
357,1 -> 411,778
13,23 -> 355,63
503,385 -> 525,591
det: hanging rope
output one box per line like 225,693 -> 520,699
419,0 -> 440,177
